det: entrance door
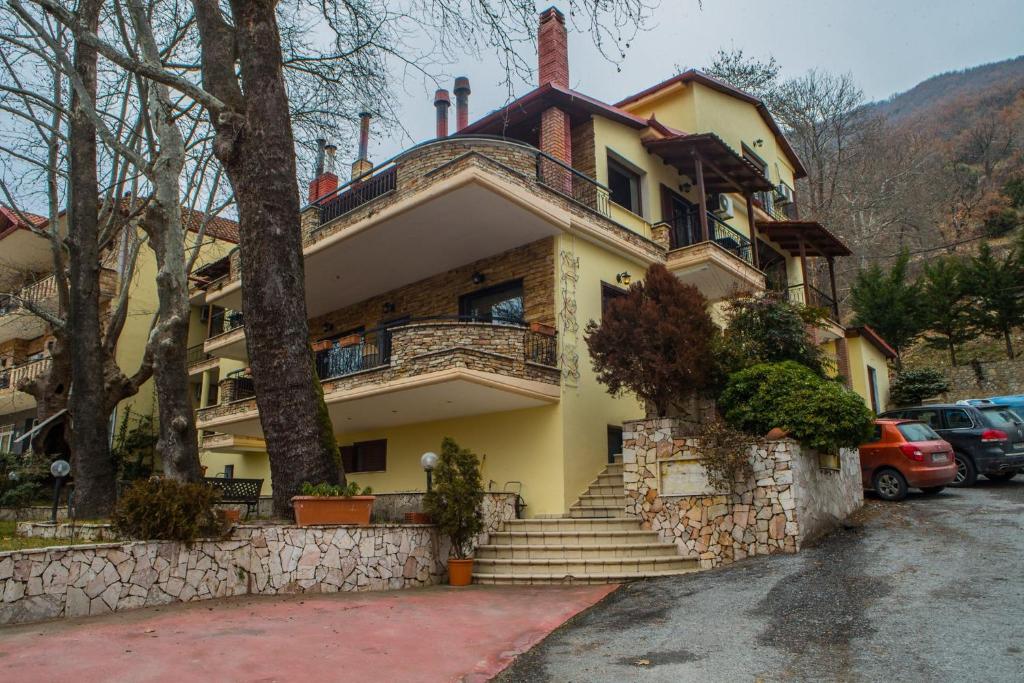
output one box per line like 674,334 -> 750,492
662,187 -> 699,249
607,426 -> 623,464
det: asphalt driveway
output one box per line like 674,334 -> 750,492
499,480 -> 1024,682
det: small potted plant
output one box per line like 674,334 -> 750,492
424,437 -> 485,586
291,481 -> 375,526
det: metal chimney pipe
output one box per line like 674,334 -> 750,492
324,143 -> 337,174
314,138 -> 326,176
454,77 -> 471,131
357,112 -> 371,160
434,89 -> 451,137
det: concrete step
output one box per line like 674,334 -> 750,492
603,462 -> 623,475
502,518 -> 640,532
594,472 -> 624,485
476,543 -> 681,559
585,483 -> 623,497
473,568 -> 697,585
473,555 -> 697,576
576,494 -> 626,507
487,530 -> 662,546
611,453 -> 623,464
568,506 -> 627,519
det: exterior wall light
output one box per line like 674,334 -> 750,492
421,451 -> 438,492
753,138 -> 764,147
471,271 -> 486,285
616,271 -> 632,286
50,459 -> 71,523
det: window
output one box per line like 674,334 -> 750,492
459,280 -> 524,324
742,144 -> 767,175
0,424 -> 14,453
897,422 -> 941,442
979,407 -> 1022,432
867,366 -> 880,413
600,282 -> 626,316
341,439 -> 387,473
868,424 -> 883,443
907,409 -> 942,430
607,157 -> 642,214
943,409 -> 974,430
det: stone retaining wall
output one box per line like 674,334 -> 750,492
937,358 -> 1024,403
623,418 -> 862,569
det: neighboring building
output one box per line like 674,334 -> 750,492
192,8 -> 883,517
845,326 -> 896,413
0,203 -> 238,457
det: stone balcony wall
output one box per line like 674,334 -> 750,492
623,418 -> 862,569
198,322 -> 559,426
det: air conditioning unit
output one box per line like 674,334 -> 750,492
775,183 -> 795,205
709,194 -> 734,219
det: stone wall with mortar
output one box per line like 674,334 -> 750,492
936,358 -> 1024,403
622,418 -> 861,569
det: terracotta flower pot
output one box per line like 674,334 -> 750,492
337,334 -> 362,348
404,511 -> 432,525
291,495 -> 376,526
311,340 -> 333,352
529,321 -> 557,337
448,558 -> 474,586
223,508 -> 241,525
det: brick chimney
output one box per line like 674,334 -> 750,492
351,112 -> 373,179
454,77 -> 471,131
434,89 -> 450,137
538,7 -> 568,88
307,138 -> 338,204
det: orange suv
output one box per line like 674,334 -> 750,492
859,419 -> 957,501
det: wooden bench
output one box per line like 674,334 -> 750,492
204,477 -> 263,519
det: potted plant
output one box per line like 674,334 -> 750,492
424,437 -> 485,586
311,339 -> 333,353
529,321 -> 556,337
291,481 -> 375,526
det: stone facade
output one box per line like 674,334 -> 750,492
622,418 -> 862,569
308,238 -> 556,335
200,322 -> 559,425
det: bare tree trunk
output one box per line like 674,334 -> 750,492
66,0 -> 115,517
18,338 -> 71,455
128,0 -> 201,481
193,0 -> 340,515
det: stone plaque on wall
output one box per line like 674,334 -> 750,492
659,458 -> 717,497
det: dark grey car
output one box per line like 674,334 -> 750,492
879,403 -> 1024,486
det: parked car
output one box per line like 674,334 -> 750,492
859,419 -> 957,501
879,404 -> 1024,486
958,395 -> 1024,420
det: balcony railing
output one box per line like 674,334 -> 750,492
786,283 -> 837,317
753,187 -> 798,222
0,274 -> 59,316
187,344 -> 212,367
668,211 -> 754,265
209,309 -> 244,337
318,164 -> 398,226
0,357 -> 51,392
536,153 -> 611,218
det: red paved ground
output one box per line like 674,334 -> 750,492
0,584 -> 616,682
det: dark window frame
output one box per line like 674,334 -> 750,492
600,282 -> 627,316
607,156 -> 643,215
341,438 -> 388,474
458,279 -> 525,324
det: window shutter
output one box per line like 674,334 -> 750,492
360,439 -> 387,472
340,445 -> 356,474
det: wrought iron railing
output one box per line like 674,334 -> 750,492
318,164 -> 398,226
209,309 -> 244,337
668,211 -> 754,265
224,369 -> 256,401
314,328 -> 391,381
753,187 -> 798,221
786,283 -> 837,316
525,331 -> 558,367
536,153 -> 611,218
187,344 -> 211,367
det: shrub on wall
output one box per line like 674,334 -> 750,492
698,417 -> 755,492
889,367 -> 950,406
424,437 -> 484,559
716,293 -> 828,377
585,264 -> 717,417
113,479 -> 228,541
719,361 -> 874,452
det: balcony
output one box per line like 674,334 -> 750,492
186,343 -> 217,375
202,137 -> 663,318
660,212 -> 765,300
0,357 -> 50,414
201,432 -> 267,453
203,309 -> 246,360
196,319 -> 561,436
0,269 -> 117,345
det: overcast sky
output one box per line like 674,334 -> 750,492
359,0 -> 1024,165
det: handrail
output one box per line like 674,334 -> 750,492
317,163 -> 398,226
0,357 -> 51,391
667,210 -> 754,265
536,152 -> 611,218
208,309 -> 244,337
187,344 -> 211,366
786,282 -> 837,316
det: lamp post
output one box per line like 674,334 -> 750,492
49,459 -> 71,524
420,451 -> 438,493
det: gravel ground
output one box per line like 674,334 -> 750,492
498,479 -> 1024,682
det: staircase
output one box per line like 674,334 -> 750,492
473,456 -> 699,584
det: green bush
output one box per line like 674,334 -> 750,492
113,478 -> 228,541
983,207 -> 1019,238
424,437 -> 484,559
889,368 -> 949,406
717,293 -> 827,377
299,481 -> 372,496
719,361 -> 874,452
0,452 -> 51,508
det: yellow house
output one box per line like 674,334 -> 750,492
0,203 -> 239,459
193,8 -> 881,518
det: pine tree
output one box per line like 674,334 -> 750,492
849,250 -> 927,366
963,243 -> 1024,359
919,257 -> 974,366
